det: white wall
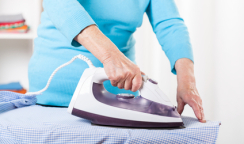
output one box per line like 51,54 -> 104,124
134,0 -> 244,143
214,0 -> 244,143
0,40 -> 33,89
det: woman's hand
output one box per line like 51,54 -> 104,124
75,25 -> 142,92
175,58 -> 206,123
102,51 -> 142,92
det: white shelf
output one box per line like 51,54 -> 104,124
0,0 -> 42,89
0,29 -> 36,39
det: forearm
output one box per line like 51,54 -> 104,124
74,25 -> 123,64
175,58 -> 196,87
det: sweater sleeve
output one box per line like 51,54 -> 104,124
146,0 -> 194,74
43,0 -> 96,47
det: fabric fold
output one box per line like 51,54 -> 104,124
0,91 -> 37,113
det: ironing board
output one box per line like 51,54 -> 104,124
0,105 -> 220,144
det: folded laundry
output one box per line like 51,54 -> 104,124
0,14 -> 29,33
0,89 -> 27,94
0,20 -> 25,30
0,25 -> 29,33
0,82 -> 27,94
0,14 -> 24,23
0,82 -> 23,90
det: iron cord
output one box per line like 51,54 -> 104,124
26,54 -> 95,95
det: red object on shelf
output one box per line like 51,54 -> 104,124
0,20 -> 25,25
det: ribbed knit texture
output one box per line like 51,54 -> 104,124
28,0 -> 194,106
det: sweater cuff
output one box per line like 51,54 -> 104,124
61,9 -> 96,47
166,45 -> 194,75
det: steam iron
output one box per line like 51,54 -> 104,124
67,57 -> 184,128
25,54 -> 183,128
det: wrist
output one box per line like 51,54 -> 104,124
175,58 -> 196,85
175,58 -> 194,75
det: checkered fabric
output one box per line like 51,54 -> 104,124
0,91 -> 36,113
0,105 -> 220,144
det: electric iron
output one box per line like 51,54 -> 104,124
67,55 -> 184,128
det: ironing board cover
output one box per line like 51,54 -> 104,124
0,105 -> 220,144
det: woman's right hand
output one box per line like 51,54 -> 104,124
102,51 -> 142,92
75,25 -> 142,91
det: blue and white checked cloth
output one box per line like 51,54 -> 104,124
0,91 -> 36,113
0,105 -> 220,144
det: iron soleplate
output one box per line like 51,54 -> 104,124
72,108 -> 184,129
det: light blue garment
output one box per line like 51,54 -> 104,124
28,0 -> 194,106
0,105 -> 220,144
0,91 -> 36,113
0,82 -> 23,91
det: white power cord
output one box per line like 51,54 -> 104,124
26,54 -> 95,95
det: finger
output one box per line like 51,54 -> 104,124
187,98 -> 202,120
124,77 -> 133,90
131,74 -> 142,92
111,71 -> 124,88
199,109 -> 206,123
177,99 -> 185,115
195,97 -> 206,123
117,79 -> 125,89
198,101 -> 206,123
109,73 -> 120,87
141,71 -> 146,75
110,80 -> 118,87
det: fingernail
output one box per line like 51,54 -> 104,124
200,119 -> 206,123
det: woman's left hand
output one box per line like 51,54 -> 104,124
175,58 -> 206,123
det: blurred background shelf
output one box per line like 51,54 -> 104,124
0,29 -> 36,39
0,0 -> 42,89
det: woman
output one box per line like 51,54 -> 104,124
28,0 -> 205,122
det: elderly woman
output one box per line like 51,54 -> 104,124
28,0 -> 205,122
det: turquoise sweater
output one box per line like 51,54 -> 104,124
28,0 -> 193,107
